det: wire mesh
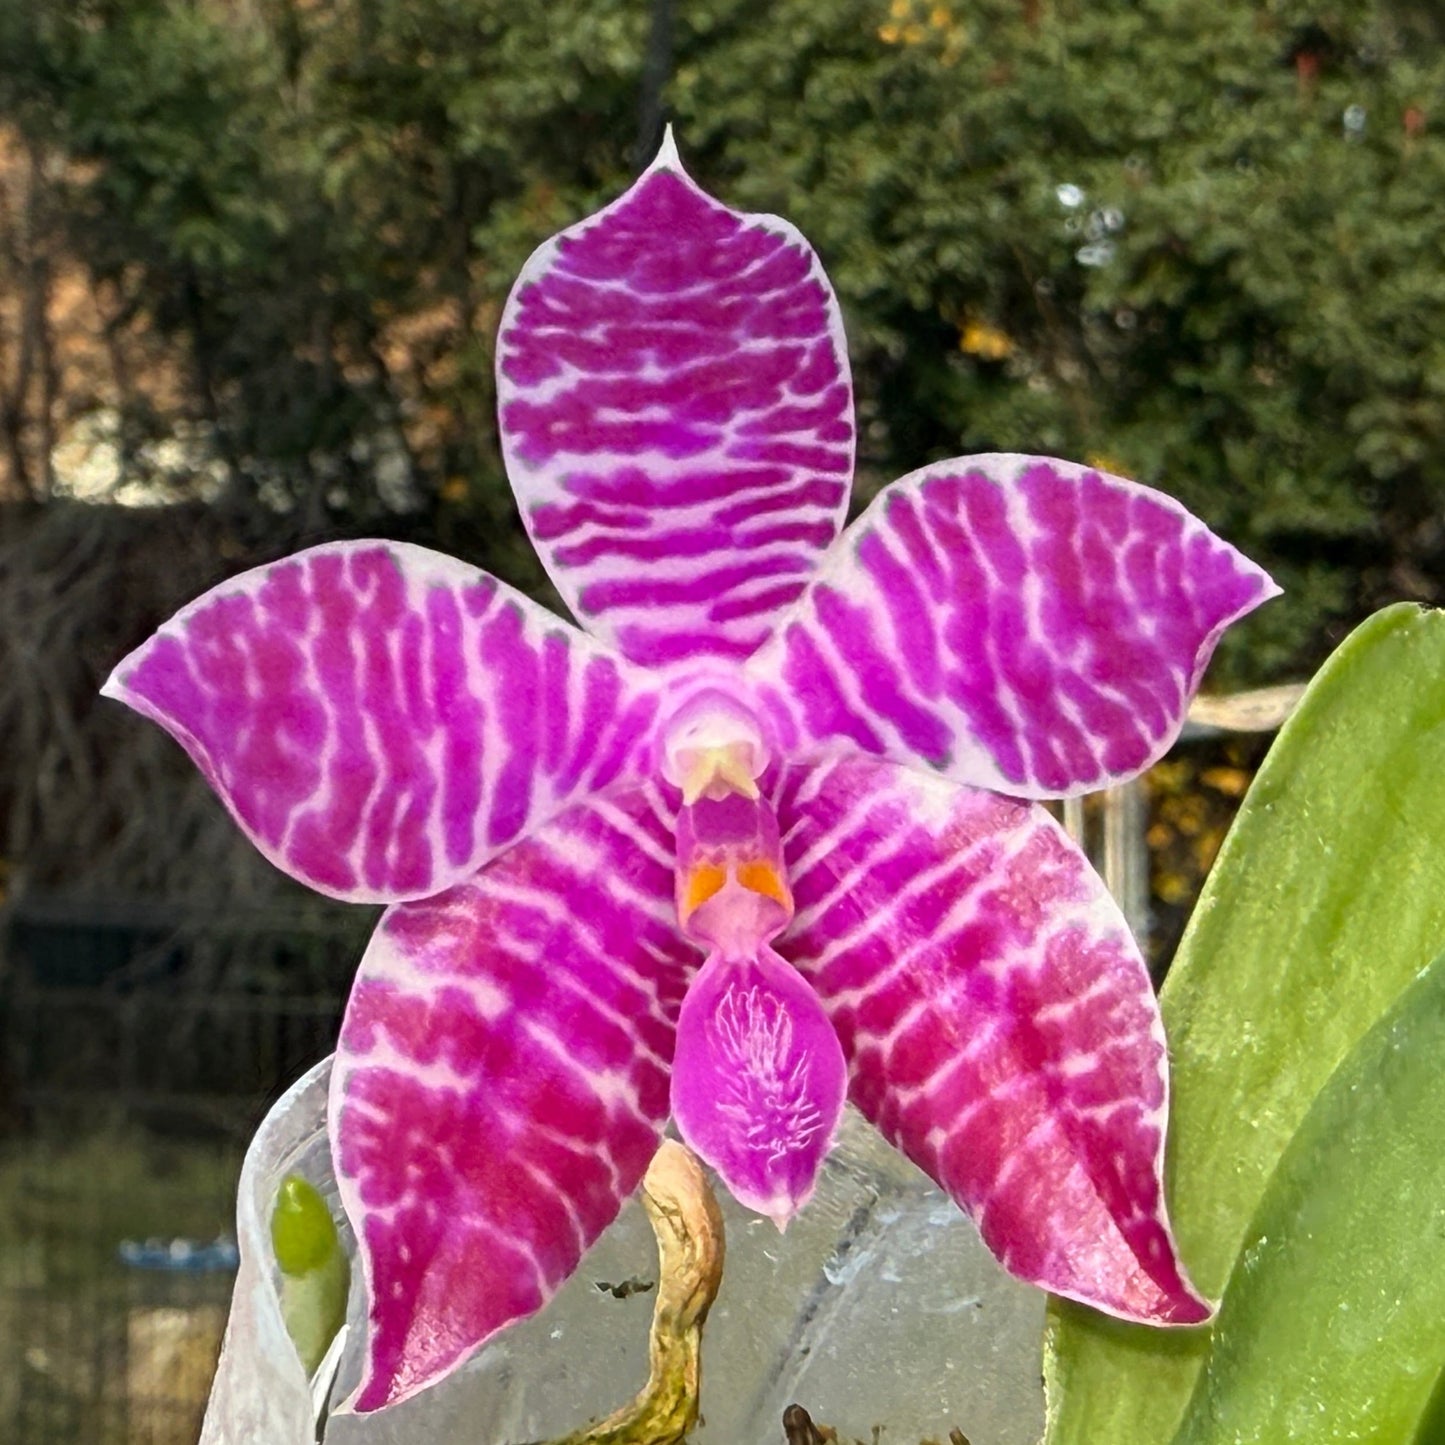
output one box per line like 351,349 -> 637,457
0,897 -> 363,1444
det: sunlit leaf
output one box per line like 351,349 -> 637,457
1169,945 -> 1445,1443
1044,603 -> 1445,1443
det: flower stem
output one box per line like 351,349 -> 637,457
538,1140 -> 725,1445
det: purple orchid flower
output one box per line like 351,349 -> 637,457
103,134 -> 1277,1414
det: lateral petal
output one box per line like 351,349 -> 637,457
103,540 -> 662,902
747,455 -> 1278,798
671,947 -> 846,1228
330,784 -> 699,1413
496,133 -> 854,668
774,753 -> 1210,1326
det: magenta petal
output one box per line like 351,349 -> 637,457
671,947 -> 846,1228
102,540 -> 662,902
331,783 -> 700,1412
496,134 -> 855,668
775,753 -> 1210,1325
748,454 -> 1278,798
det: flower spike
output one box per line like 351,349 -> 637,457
496,138 -> 855,668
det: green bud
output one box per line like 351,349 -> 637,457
270,1173 -> 340,1277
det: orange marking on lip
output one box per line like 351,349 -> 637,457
681,864 -> 727,916
737,860 -> 790,908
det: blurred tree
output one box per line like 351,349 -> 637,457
0,123 -> 62,503
0,0 -> 649,580
672,0 -> 1445,680
1,0 -> 1442,680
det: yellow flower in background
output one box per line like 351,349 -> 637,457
1086,451 -> 1131,478
959,316 -> 1014,360
880,0 -> 965,54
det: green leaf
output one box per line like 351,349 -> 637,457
1412,1363 -> 1445,1442
270,1172 -> 349,1377
1044,603 -> 1445,1444
1168,945 -> 1445,1444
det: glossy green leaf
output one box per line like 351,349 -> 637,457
1044,603 -> 1445,1444
270,1172 -> 349,1377
1168,945 -> 1445,1443
1412,1361 -> 1445,1442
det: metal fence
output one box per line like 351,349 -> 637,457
1062,684 -> 1304,950
0,896 -> 368,1444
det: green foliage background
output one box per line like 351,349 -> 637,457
4,0 -> 1443,683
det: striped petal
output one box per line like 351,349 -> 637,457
671,947 -> 847,1229
747,455 -> 1278,799
103,540 -> 662,903
774,753 -> 1210,1326
330,784 -> 699,1413
496,133 -> 854,668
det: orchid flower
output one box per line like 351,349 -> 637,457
103,134 -> 1277,1415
